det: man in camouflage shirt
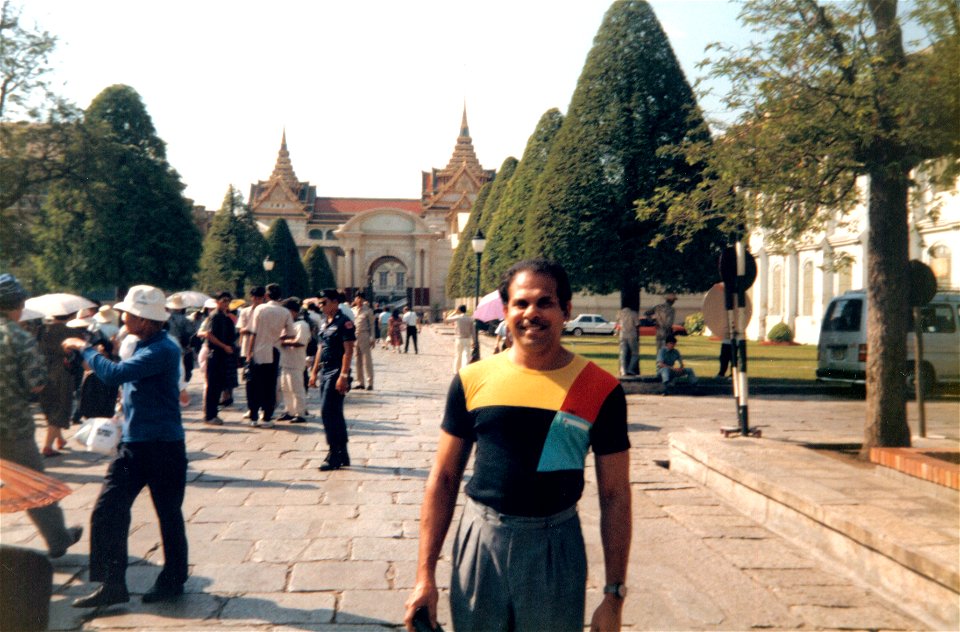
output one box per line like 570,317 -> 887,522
0,273 -> 82,558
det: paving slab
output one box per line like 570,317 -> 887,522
4,326 -> 946,629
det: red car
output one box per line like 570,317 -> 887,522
616,318 -> 687,336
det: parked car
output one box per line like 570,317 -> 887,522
637,317 -> 688,337
816,290 -> 959,394
564,314 -> 617,336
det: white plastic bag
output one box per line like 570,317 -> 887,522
73,419 -> 94,447
84,417 -> 122,455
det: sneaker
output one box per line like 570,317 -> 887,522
259,419 -> 275,429
248,419 -> 260,428
277,413 -> 294,421
204,417 -> 224,426
290,416 -> 306,424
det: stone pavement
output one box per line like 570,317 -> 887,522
3,325 -> 954,630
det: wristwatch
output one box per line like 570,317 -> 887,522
603,582 -> 627,599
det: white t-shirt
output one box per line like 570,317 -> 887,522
279,320 -> 311,370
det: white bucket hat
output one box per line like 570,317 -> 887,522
114,285 -> 170,322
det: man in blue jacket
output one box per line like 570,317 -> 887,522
63,285 -> 187,608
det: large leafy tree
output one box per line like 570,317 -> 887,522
645,0 -> 959,452
196,186 -> 268,296
482,109 -> 564,289
304,244 -> 335,295
527,0 -> 722,311
264,218 -> 308,299
35,84 -> 201,295
445,182 -> 492,299
458,156 -> 517,297
0,1 -> 83,281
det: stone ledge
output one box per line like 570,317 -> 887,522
668,431 -> 959,630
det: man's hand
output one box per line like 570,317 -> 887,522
61,337 -> 87,352
335,374 -> 349,394
590,594 -> 623,631
404,580 -> 439,632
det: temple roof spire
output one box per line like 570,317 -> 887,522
271,128 -> 299,187
444,105 -> 483,174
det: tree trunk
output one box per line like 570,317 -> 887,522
862,167 -> 912,456
620,276 -> 640,312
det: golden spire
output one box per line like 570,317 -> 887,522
270,128 -> 299,187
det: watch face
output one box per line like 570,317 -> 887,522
605,583 -> 627,598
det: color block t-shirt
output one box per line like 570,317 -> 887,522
442,352 -> 629,517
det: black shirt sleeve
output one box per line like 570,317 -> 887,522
441,375 -> 476,442
589,384 -> 630,455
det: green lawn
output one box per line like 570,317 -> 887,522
562,335 -> 819,381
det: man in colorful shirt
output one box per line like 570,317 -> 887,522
0,273 -> 82,559
405,259 -> 632,632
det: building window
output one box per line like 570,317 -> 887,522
308,229 -> 324,240
838,266 -> 853,294
929,244 -> 951,288
379,271 -> 389,288
395,272 -> 405,288
770,265 -> 782,315
802,261 -> 814,316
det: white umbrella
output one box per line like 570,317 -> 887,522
18,307 -> 44,322
473,291 -> 504,322
24,293 -> 96,318
167,290 -> 212,309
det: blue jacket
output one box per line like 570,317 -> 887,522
83,330 -> 183,442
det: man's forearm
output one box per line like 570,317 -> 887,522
597,451 -> 632,585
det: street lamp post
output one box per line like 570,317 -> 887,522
470,229 -> 486,363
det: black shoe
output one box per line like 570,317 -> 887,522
319,450 -> 346,471
277,413 -> 294,421
290,416 -> 306,424
72,583 -> 129,608
142,580 -> 184,603
50,525 -> 83,558
219,398 -> 234,408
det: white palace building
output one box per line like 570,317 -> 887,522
746,163 -> 959,344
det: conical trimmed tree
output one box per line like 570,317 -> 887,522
304,244 -> 335,295
526,1 -> 721,309
264,218 -> 309,299
482,109 -> 564,289
459,156 -> 517,298
446,182 -> 492,300
197,186 -> 268,296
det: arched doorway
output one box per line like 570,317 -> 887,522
368,256 -> 408,309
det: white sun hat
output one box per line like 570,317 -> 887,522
114,285 -> 170,322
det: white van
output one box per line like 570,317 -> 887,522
816,290 -> 960,393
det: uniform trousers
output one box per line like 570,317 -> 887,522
0,437 -> 75,554
318,367 -> 348,448
354,333 -> 374,388
89,441 -> 188,587
451,498 -> 586,632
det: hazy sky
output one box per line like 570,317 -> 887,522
20,1 -> 749,209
